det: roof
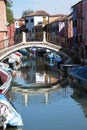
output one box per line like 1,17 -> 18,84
71,1 -> 82,8
48,15 -> 68,24
25,10 -> 50,17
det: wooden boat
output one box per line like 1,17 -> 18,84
69,66 -> 87,90
0,68 -> 12,94
0,94 -> 23,129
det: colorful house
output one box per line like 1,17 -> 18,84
82,0 -> 87,47
71,1 -> 82,48
0,0 -> 8,49
14,18 -> 25,44
7,22 -> 15,46
25,10 -> 49,41
67,13 -> 73,48
45,15 -> 68,47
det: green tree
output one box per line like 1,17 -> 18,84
6,0 -> 14,25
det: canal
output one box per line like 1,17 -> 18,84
6,49 -> 87,130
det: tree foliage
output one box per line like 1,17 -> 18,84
6,0 -> 14,25
22,9 -> 33,17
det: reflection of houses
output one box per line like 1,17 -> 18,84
25,10 -> 49,41
72,95 -> 87,118
0,0 -> 8,49
71,1 -> 82,47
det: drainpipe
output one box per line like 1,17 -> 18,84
22,32 -> 26,43
43,31 -> 46,42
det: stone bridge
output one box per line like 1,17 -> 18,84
0,37 -> 61,61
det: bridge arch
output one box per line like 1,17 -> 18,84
0,41 -> 61,61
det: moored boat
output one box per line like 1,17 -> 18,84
69,66 -> 87,90
8,53 -> 22,70
0,94 -> 23,129
0,68 -> 12,94
60,64 -> 80,76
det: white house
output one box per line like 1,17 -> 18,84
25,10 -> 49,41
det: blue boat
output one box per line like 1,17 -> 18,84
0,94 -> 23,129
69,66 -> 87,90
54,54 -> 62,63
18,49 -> 28,55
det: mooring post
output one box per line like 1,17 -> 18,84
43,31 -> 46,42
22,32 -> 26,43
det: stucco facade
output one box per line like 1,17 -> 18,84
0,0 -> 8,49
25,10 -> 49,41
72,1 -> 82,47
82,0 -> 87,46
0,0 -> 7,41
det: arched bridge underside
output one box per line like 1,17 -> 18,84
0,41 -> 61,61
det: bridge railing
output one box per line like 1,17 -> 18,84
46,33 -> 66,47
0,38 -> 10,50
0,34 -> 22,50
0,31 -> 65,50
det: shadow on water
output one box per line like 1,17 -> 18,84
71,87 -> 87,118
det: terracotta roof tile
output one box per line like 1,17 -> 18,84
26,10 -> 50,17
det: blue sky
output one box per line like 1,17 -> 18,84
12,0 -> 81,18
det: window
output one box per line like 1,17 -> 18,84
73,20 -> 77,27
38,22 -> 42,24
31,19 -> 34,23
16,29 -> 19,34
25,28 -> 28,32
32,28 -> 34,33
25,19 -> 28,23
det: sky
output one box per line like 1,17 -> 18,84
12,0 -> 81,19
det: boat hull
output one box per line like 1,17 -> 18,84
0,94 -> 23,129
69,66 -> 87,90
0,68 -> 12,95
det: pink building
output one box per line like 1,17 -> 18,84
82,0 -> 87,46
0,0 -> 7,40
67,14 -> 73,48
0,0 -> 8,49
7,23 -> 15,46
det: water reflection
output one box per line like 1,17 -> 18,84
7,51 -> 87,130
6,82 -> 87,130
10,82 -> 71,106
71,87 -> 87,118
12,55 -> 60,88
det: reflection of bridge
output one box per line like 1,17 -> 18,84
0,32 -> 61,61
12,84 -> 61,106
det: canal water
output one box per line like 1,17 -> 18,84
6,50 -> 87,130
